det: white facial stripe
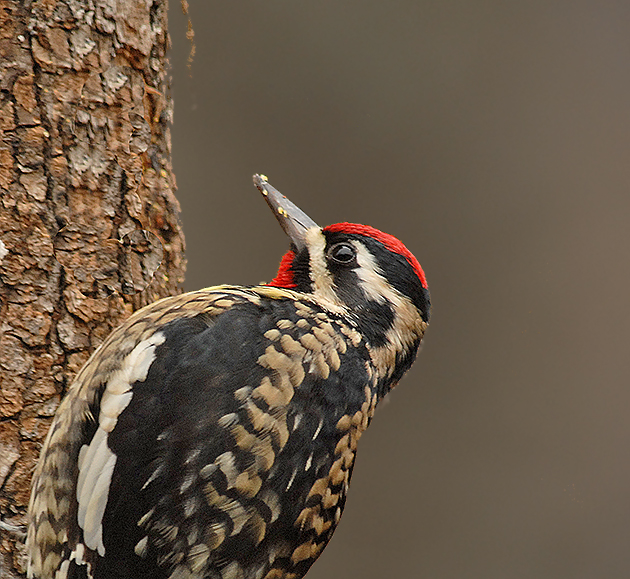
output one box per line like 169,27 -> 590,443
352,242 -> 426,377
352,242 -> 405,307
76,332 -> 165,556
305,228 -> 345,310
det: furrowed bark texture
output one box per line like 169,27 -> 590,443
0,1 -> 186,575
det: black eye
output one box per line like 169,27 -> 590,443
328,242 -> 356,264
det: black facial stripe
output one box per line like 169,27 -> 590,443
325,264 -> 395,347
363,241 -> 431,322
322,231 -> 431,322
355,300 -> 396,348
288,246 -> 313,293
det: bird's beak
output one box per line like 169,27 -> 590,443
253,174 -> 319,251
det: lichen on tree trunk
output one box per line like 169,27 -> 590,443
0,1 -> 186,575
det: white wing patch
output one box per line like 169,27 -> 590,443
55,542 -> 90,579
55,559 -> 70,579
76,429 -> 115,554
76,332 -> 166,556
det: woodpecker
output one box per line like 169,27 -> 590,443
27,175 -> 430,579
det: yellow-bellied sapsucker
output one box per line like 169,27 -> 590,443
27,175 -> 430,579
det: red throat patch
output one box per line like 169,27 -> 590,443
323,223 -> 428,289
268,250 -> 297,288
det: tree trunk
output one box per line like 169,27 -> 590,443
0,1 -> 186,575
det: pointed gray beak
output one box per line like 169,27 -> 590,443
253,174 -> 319,251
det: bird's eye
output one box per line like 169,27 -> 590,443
328,243 -> 356,264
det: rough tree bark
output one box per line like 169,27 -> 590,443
0,1 -> 186,575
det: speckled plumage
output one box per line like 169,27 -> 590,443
27,177 -> 430,579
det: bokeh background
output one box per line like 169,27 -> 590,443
168,3 -> 630,578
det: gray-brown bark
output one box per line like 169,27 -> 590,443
0,1 -> 186,575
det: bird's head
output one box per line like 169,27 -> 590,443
254,175 -> 430,382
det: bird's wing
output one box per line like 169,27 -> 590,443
27,286 -> 371,579
27,288 -> 261,578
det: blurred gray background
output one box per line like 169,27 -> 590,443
168,2 -> 630,578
